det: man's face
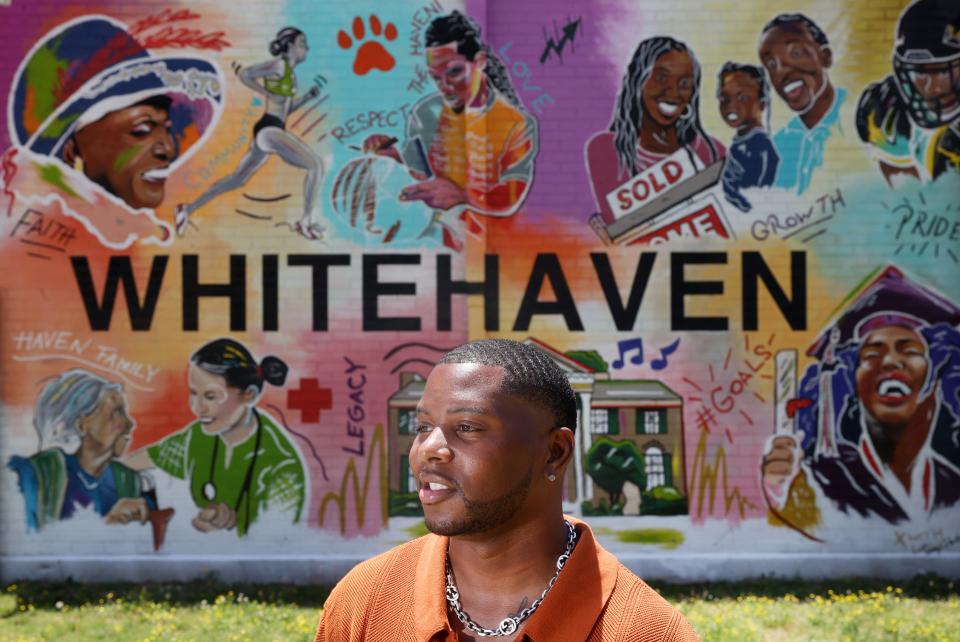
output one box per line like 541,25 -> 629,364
719,70 -> 763,131
758,24 -> 831,114
410,363 -> 549,536
426,44 -> 485,113
188,363 -> 253,436
856,325 -> 930,430
641,49 -> 695,128
906,61 -> 960,118
78,389 -> 135,458
72,103 -> 175,209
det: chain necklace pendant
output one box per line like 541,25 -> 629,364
445,520 -> 578,637
202,481 -> 217,501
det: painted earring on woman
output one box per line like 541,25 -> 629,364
73,156 -> 84,174
548,473 -> 557,482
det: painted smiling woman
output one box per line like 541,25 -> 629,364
585,36 -> 725,226
1,16 -> 223,249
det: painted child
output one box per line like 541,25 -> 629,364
717,63 -> 780,212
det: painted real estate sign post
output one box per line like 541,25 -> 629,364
1,0 -> 959,583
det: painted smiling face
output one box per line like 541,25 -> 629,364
759,24 -> 831,115
641,49 -> 695,128
66,102 -> 175,209
77,389 -> 135,458
719,70 -> 763,133
856,325 -> 930,430
426,43 -> 487,114
188,363 -> 254,436
410,363 -> 548,536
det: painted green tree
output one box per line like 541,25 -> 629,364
585,437 -> 644,506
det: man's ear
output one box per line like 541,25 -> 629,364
62,137 -> 78,166
819,45 -> 833,69
474,50 -> 488,72
545,426 -> 575,479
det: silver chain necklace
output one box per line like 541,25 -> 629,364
444,520 -> 578,637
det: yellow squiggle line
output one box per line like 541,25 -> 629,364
318,423 -> 389,535
689,428 -> 758,520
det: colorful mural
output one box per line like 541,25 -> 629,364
1,0 -> 958,580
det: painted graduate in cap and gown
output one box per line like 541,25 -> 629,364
762,266 -> 960,526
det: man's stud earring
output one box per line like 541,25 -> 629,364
548,473 -> 557,482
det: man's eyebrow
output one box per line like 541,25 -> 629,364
448,406 -> 491,416
895,338 -> 925,348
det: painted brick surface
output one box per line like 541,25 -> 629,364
1,0 -> 958,582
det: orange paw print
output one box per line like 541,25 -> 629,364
337,15 -> 398,76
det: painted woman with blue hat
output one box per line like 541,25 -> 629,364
3,15 -> 223,247
174,27 -> 326,240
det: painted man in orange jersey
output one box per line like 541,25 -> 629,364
364,11 -> 538,251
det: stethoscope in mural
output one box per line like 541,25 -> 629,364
201,408 -> 265,530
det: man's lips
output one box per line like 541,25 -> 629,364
782,79 -> 806,101
725,111 -> 741,122
141,167 -> 171,184
417,472 -> 458,505
875,373 -> 914,404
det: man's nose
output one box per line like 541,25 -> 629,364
420,426 -> 452,462
154,129 -> 175,161
438,76 -> 456,94
881,351 -> 904,368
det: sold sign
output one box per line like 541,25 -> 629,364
605,148 -> 698,220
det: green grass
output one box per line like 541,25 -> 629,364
1,575 -> 957,641
614,527 -> 685,549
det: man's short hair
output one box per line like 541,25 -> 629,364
438,339 -> 578,432
761,13 -> 829,48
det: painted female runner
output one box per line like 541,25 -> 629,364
175,27 -> 325,239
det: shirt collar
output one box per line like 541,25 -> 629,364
520,517 -> 619,641
414,531 -> 451,640
784,87 -> 847,133
412,517 -> 619,642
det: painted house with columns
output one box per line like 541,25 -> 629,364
385,338 -> 688,516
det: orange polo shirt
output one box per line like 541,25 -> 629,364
315,517 -> 698,641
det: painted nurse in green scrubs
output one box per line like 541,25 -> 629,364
132,338 -> 307,536
174,27 -> 325,239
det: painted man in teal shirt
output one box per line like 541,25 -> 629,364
759,13 -> 847,194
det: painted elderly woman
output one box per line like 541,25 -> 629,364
7,369 -> 153,530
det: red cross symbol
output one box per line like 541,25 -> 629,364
287,378 -> 333,423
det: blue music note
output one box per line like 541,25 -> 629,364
612,338 -> 644,369
650,338 -> 681,371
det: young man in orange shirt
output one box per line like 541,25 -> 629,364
316,339 -> 698,641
